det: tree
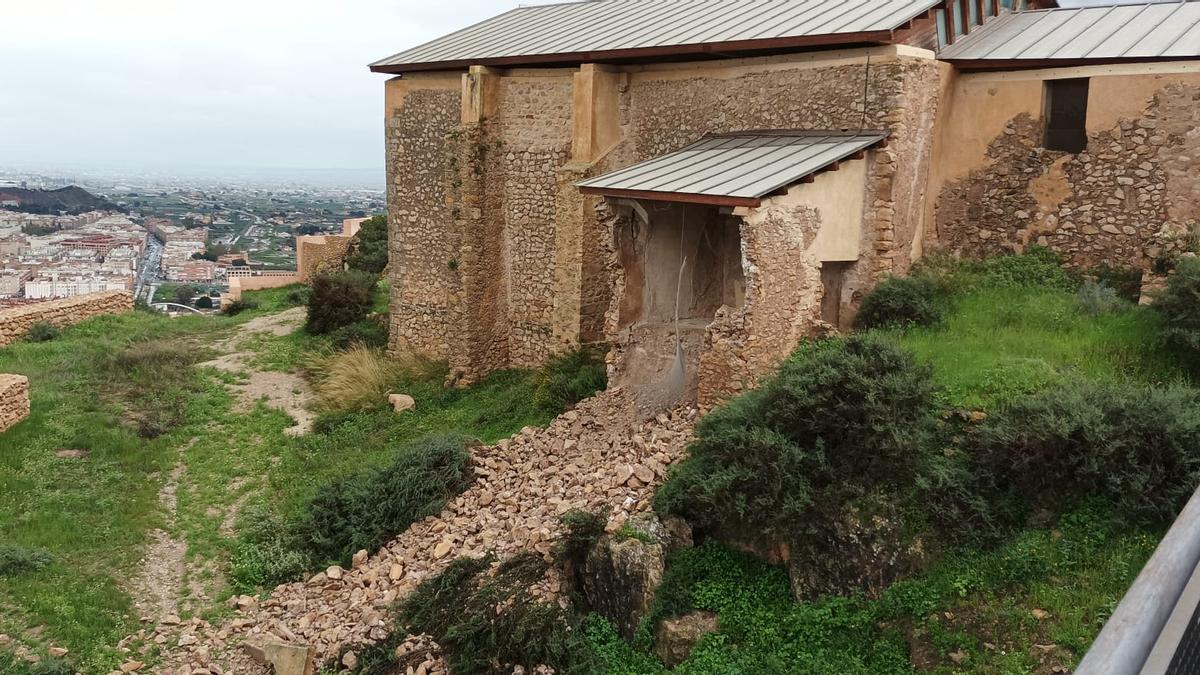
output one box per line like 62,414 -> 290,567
174,285 -> 196,305
345,215 -> 388,276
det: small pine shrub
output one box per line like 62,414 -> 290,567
1154,256 -> 1200,356
223,298 -> 258,316
973,379 -> 1200,523
398,553 -> 598,675
296,433 -> 472,566
345,215 -> 389,275
535,348 -> 607,412
854,276 -> 944,330
1076,280 -> 1127,316
306,271 -> 377,335
23,321 -> 61,343
0,543 -> 53,576
654,335 -> 938,539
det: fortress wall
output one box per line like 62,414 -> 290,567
0,291 -> 134,348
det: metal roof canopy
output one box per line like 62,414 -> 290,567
576,131 -> 888,208
939,1 -> 1200,67
370,0 -> 941,73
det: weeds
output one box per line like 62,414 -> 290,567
23,321 -> 60,343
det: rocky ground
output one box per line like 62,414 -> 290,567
118,387 -> 696,674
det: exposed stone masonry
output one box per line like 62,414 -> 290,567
0,291 -> 134,348
0,374 -> 29,433
937,82 -> 1200,269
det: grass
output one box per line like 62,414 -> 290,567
883,286 -> 1176,411
0,280 -> 565,671
591,501 -> 1158,674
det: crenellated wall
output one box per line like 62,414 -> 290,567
0,291 -> 134,348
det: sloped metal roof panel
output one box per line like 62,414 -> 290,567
371,0 -> 940,72
940,2 -> 1200,62
576,131 -> 887,204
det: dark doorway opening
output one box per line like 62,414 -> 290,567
1044,78 -> 1089,153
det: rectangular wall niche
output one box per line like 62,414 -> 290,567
613,202 -> 745,402
1044,78 -> 1090,153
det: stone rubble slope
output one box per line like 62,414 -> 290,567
133,388 -> 696,674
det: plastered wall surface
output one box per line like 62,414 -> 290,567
0,291 -> 134,348
932,65 -> 1200,268
0,374 -> 29,433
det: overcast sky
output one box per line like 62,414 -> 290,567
0,0 -> 554,177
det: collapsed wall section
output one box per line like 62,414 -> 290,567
931,67 -> 1200,270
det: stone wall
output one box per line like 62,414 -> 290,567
383,48 -> 943,395
0,291 -> 134,348
932,69 -> 1200,269
0,374 -> 29,433
296,234 -> 353,283
386,83 -> 461,361
223,274 -> 301,305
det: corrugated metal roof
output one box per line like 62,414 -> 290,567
576,131 -> 887,206
371,0 -> 941,72
939,1 -> 1200,62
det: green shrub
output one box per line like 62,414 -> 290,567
328,318 -> 389,349
654,334 -> 938,539
1154,256 -> 1200,356
285,285 -> 313,307
296,433 -> 472,566
1077,280 -> 1127,316
29,660 -> 75,675
854,275 -> 944,330
305,271 -> 377,336
195,295 -> 214,310
229,504 -> 310,592
535,348 -> 607,412
973,247 -> 1073,290
223,298 -> 258,316
1089,263 -> 1143,303
345,215 -> 389,276
973,379 -> 1200,523
0,543 -> 53,576
399,553 -> 598,675
23,321 -> 61,343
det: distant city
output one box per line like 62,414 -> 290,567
0,167 -> 383,308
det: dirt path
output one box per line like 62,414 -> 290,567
202,307 -> 315,436
128,439 -> 195,624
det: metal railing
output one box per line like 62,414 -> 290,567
1077,486 -> 1200,674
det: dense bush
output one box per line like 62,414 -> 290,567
399,553 -> 598,675
194,295 -> 214,310
23,321 -> 61,343
345,214 -> 389,275
854,275 -> 944,330
0,543 -> 53,576
971,246 -> 1073,290
654,335 -> 938,539
1154,256 -> 1200,356
305,271 -> 377,335
1076,280 -> 1127,316
972,379 -> 1200,523
229,503 -> 310,591
535,348 -> 607,412
222,298 -> 258,316
296,433 -> 472,566
329,318 -> 389,349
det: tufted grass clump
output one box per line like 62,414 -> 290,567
23,321 -> 61,343
308,344 -> 442,414
535,347 -> 608,412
